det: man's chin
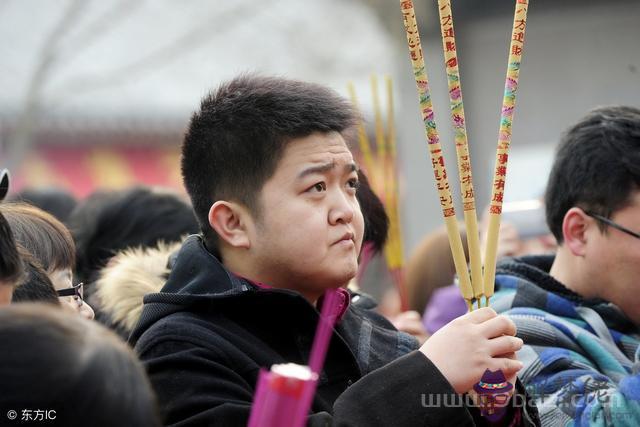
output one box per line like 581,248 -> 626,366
334,268 -> 358,288
316,269 -> 357,290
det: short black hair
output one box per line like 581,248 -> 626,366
181,74 -> 357,253
357,170 -> 389,253
545,106 -> 640,243
69,186 -> 199,285
0,304 -> 160,426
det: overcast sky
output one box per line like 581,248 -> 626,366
0,0 -> 395,120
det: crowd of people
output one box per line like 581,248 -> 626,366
1,74 -> 638,426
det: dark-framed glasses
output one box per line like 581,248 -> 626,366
585,211 -> 640,240
57,282 -> 84,306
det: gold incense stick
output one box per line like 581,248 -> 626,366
371,75 -> 390,202
483,0 -> 529,306
399,0 -> 474,311
385,76 -> 405,274
347,82 -> 377,188
371,75 -> 387,190
374,75 -> 408,310
383,76 -> 408,310
348,78 -> 409,311
437,0 -> 484,308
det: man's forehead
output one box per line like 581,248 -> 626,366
280,133 -> 356,169
296,161 -> 357,179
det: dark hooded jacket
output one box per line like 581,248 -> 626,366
129,235 -> 536,426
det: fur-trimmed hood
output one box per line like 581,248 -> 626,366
93,241 -> 181,336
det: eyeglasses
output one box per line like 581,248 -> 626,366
585,211 -> 640,240
57,282 -> 84,307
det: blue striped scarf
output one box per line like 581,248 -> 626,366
492,255 -> 640,426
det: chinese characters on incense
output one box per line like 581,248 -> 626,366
400,0 -> 529,309
437,0 -> 484,305
400,0 -> 475,311
483,0 -> 529,305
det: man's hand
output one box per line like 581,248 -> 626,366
419,307 -> 523,394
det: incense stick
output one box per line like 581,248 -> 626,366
483,0 -> 529,306
300,289 -> 343,416
371,75 -> 387,188
437,0 -> 484,308
347,82 -> 377,189
309,289 -> 343,374
381,75 -> 408,311
385,75 -> 405,276
349,78 -> 408,311
400,0 -> 474,311
293,289 -> 344,425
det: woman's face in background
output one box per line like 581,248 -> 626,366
49,268 -> 95,320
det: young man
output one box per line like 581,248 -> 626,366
491,106 -> 640,424
130,75 -> 535,426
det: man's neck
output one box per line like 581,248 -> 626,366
550,247 -> 640,326
549,247 -> 600,299
221,250 -> 324,304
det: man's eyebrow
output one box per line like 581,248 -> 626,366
298,162 -> 335,179
297,162 -> 358,179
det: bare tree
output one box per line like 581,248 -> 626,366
48,0 -> 270,99
3,0 -> 271,172
4,0 -> 87,171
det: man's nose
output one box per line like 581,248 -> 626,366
328,190 -> 355,225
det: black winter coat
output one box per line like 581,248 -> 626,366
130,235 -> 537,426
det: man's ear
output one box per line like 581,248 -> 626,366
208,201 -> 251,249
562,207 -> 591,257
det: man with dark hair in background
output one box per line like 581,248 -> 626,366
492,106 -> 640,424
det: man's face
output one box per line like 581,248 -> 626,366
245,131 -> 364,301
587,191 -> 640,322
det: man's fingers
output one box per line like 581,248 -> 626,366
500,352 -> 518,360
464,307 -> 497,324
488,336 -> 523,356
479,315 -> 517,338
489,356 -> 524,376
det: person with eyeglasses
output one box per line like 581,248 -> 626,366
56,281 -> 85,306
489,105 -> 640,424
0,203 -> 95,319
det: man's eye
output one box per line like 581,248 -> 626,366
347,178 -> 360,190
311,182 -> 326,192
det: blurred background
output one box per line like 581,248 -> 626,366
1,0 -> 639,255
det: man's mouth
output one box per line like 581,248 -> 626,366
334,231 -> 355,245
